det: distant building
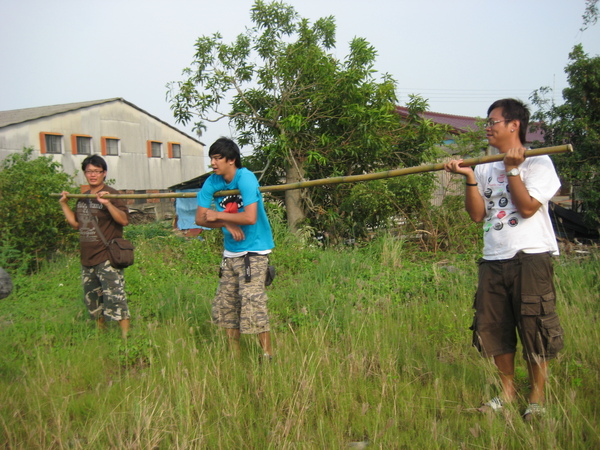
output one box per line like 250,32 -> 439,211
0,98 -> 205,218
395,106 -> 544,146
395,106 -> 546,206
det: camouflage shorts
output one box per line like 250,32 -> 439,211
212,254 -> 270,334
81,260 -> 130,321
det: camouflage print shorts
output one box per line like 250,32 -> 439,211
212,254 -> 270,334
81,260 -> 130,321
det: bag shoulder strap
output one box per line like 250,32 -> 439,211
86,198 -> 110,248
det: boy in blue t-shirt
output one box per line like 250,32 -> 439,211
196,138 -> 275,358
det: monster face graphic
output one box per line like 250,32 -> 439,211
220,195 -> 243,213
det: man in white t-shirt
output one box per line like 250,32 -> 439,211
444,98 -> 564,421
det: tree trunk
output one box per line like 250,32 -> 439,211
284,161 -> 305,234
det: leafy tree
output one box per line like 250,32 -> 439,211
168,1 -> 446,237
581,0 -> 598,31
531,44 -> 600,227
299,95 -> 451,242
0,148 -> 78,273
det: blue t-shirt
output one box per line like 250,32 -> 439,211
198,167 -> 275,253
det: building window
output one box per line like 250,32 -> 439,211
39,132 -> 63,154
168,142 -> 181,159
71,134 -> 92,155
101,137 -> 120,156
147,140 -> 162,158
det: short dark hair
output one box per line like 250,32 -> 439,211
487,98 -> 530,144
208,137 -> 242,168
81,155 -> 107,172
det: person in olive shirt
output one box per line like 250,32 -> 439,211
59,155 -> 131,338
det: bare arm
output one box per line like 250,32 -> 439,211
96,192 -> 129,226
443,160 -> 486,222
58,191 -> 79,229
196,203 -> 259,241
196,202 -> 258,227
504,147 -> 542,218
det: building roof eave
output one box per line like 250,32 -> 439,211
0,98 -> 205,145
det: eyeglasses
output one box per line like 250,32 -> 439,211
485,119 -> 510,128
84,170 -> 105,175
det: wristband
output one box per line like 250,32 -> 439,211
465,182 -> 478,187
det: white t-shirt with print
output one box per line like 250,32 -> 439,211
474,155 -> 560,260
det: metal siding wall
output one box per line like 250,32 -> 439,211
0,100 -> 205,192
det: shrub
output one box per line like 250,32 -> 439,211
416,194 -> 482,254
0,148 -> 78,273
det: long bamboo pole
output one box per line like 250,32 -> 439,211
51,144 -> 572,199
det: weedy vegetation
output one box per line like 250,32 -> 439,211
0,210 -> 599,449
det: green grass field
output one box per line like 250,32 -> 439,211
1,224 -> 598,448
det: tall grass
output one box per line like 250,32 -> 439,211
0,223 -> 598,448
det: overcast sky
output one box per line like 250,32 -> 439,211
1,0 -> 599,161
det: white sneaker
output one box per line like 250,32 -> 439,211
523,403 -> 546,421
478,396 -> 503,413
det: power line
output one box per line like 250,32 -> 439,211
398,89 -> 537,98
397,87 -> 561,100
396,87 -> 566,115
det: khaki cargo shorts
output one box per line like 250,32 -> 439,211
212,254 -> 270,334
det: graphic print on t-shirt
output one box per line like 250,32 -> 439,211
482,168 -> 522,234
220,195 -> 243,214
78,201 -> 102,243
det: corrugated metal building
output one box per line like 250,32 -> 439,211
0,98 -> 206,218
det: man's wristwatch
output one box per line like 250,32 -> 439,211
506,168 -> 520,177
